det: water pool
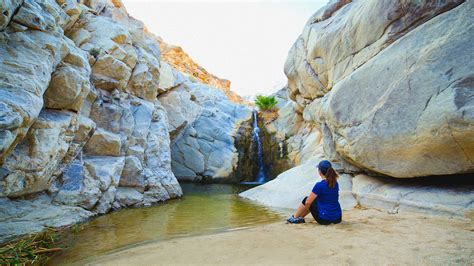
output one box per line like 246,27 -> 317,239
49,183 -> 284,264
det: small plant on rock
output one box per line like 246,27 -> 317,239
89,48 -> 100,58
254,95 -> 278,111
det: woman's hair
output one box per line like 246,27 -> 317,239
321,167 -> 338,189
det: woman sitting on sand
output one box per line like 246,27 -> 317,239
287,160 -> 342,225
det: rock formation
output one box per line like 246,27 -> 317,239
160,81 -> 252,182
284,0 -> 473,178
242,0 -> 474,217
0,0 -> 250,242
158,39 -> 242,103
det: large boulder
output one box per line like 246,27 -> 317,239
284,0 -> 474,178
285,0 -> 466,99
240,155 -> 357,211
84,128 -> 122,156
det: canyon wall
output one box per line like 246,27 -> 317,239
242,0 -> 474,216
0,0 -> 250,242
158,39 -> 242,103
161,81 -> 252,182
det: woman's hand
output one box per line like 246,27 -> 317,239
305,192 -> 317,210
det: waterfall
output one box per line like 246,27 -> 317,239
252,110 -> 267,183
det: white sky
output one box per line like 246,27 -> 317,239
122,0 -> 328,96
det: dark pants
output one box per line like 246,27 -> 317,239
302,197 -> 341,225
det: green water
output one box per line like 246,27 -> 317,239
49,184 -> 284,264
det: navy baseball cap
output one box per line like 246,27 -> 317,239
317,160 -> 332,173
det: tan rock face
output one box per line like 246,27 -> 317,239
91,54 -> 132,91
285,0 -> 465,100
158,39 -> 242,103
282,0 -> 474,178
84,128 -> 122,156
126,46 -> 161,101
44,46 -> 91,112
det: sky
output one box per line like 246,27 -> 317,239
122,0 -> 329,96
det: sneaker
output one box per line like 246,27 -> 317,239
287,215 -> 305,224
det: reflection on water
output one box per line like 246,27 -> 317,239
49,184 -> 283,265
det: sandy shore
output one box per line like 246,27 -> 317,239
91,208 -> 473,265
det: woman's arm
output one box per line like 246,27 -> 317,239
305,192 -> 317,210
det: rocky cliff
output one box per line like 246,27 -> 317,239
242,0 -> 474,216
0,0 -> 251,243
158,39 -> 242,103
161,81 -> 252,182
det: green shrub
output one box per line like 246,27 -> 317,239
89,48 -> 100,58
254,95 -> 278,111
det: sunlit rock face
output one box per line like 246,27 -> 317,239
158,39 -> 242,103
282,0 -> 474,178
0,0 -> 245,242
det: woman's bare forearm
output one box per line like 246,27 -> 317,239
305,192 -> 317,210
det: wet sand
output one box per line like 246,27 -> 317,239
91,208 -> 474,265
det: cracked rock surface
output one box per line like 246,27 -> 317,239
160,81 -> 252,182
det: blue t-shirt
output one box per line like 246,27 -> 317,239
312,180 -> 342,221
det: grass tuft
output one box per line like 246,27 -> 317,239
0,229 -> 63,265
